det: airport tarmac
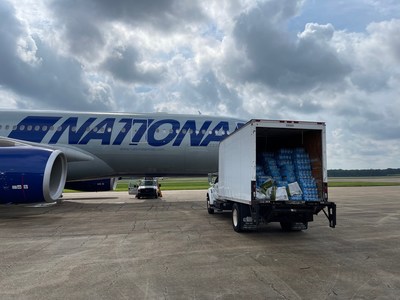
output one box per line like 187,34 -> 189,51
1,187 -> 399,299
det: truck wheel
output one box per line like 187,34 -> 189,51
206,195 -> 214,214
232,203 -> 243,232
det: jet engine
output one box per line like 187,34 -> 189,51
0,147 -> 67,204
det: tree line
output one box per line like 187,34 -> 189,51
328,168 -> 400,177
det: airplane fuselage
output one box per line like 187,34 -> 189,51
0,110 -> 245,180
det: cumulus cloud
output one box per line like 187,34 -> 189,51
327,19 -> 400,144
0,1 -> 114,111
0,0 -> 399,168
230,3 -> 351,93
101,46 -> 164,84
50,0 -> 206,60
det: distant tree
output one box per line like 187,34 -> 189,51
328,168 -> 400,177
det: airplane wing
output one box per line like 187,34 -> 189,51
0,136 -> 94,162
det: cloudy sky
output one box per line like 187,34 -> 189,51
0,0 -> 399,169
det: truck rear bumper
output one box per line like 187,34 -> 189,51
137,188 -> 157,198
257,201 -> 336,228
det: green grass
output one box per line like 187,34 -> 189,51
65,177 -> 400,193
328,182 -> 400,187
124,179 -> 400,190
115,177 -> 210,191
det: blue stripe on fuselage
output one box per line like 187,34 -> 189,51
7,116 -> 244,146
8,116 -> 61,143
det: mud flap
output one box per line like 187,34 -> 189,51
326,202 -> 336,228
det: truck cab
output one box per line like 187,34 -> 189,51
129,177 -> 162,199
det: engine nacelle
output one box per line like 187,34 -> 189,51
0,147 -> 67,204
65,178 -> 118,192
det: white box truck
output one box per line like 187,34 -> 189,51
207,119 -> 336,232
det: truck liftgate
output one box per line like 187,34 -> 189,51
207,173 -> 336,232
208,192 -> 336,233
249,180 -> 337,230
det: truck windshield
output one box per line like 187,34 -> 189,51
142,180 -> 156,186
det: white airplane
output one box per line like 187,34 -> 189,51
0,110 -> 244,204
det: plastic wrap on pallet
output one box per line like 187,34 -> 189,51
256,183 -> 276,200
288,181 -> 302,196
257,175 -> 272,188
275,186 -> 289,201
256,189 -> 268,200
264,186 -> 276,200
256,176 -> 273,192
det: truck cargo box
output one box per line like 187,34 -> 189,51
218,119 -> 327,204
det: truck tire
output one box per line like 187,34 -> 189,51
232,203 -> 243,232
206,195 -> 214,214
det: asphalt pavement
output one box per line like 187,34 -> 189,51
0,187 -> 399,299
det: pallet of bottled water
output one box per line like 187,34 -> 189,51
256,147 -> 320,201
